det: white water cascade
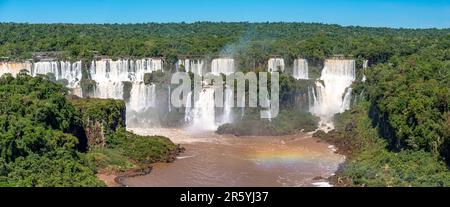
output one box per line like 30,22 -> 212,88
32,61 -> 82,89
293,59 -> 309,80
185,88 -> 218,131
362,60 -> 369,82
211,58 -> 235,75
177,59 -> 205,76
1,61 -> 82,96
89,58 -> 162,100
222,87 -> 234,124
268,58 -> 285,72
89,58 -> 163,126
309,59 -> 356,131
168,85 -> 172,112
129,83 -> 156,112
0,62 -> 32,77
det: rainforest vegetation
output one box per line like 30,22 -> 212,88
0,22 -> 449,186
0,72 -> 178,186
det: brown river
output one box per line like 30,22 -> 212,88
122,128 -> 344,187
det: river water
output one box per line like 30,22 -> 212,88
122,128 -> 344,187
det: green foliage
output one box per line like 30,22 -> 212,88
3,153 -> 105,187
108,128 -> 177,165
318,102 -> 450,187
86,148 -> 136,173
1,22 -> 448,67
362,46 -> 450,157
345,150 -> 450,187
70,98 -> 126,138
0,74 -> 103,186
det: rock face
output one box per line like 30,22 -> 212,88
70,97 -> 126,148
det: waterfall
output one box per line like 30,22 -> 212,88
0,62 -> 32,77
60,61 -> 82,88
89,58 -> 162,100
309,59 -> 356,131
293,59 -> 309,80
89,59 -> 125,99
222,87 -> 233,124
31,61 -> 82,87
1,61 -> 82,95
268,58 -> 285,72
240,94 -> 245,120
31,61 -> 59,78
129,83 -> 156,112
168,85 -> 172,112
185,92 -> 193,123
135,58 -> 163,81
189,88 -> 218,131
89,58 -> 163,126
362,60 -> 368,82
211,58 -> 235,75
2,58 -> 164,126
177,59 -> 205,76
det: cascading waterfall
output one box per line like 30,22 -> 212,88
268,58 -> 285,72
240,94 -> 245,120
89,58 -> 162,99
184,92 -> 193,123
177,59 -> 205,76
222,87 -> 234,124
135,58 -> 163,81
1,61 -> 82,96
89,59 -> 127,99
3,58 -> 164,127
293,59 -> 309,80
188,88 -> 218,131
0,62 -> 32,77
183,58 -> 236,130
89,58 -> 163,126
59,61 -> 83,89
211,58 -> 235,75
362,60 -> 368,82
129,83 -> 156,112
309,59 -> 356,131
168,85 -> 172,112
31,61 -> 59,78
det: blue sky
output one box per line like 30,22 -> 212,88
0,0 -> 449,28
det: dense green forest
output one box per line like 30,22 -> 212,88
0,72 -> 178,186
1,22 -> 449,68
0,22 -> 449,186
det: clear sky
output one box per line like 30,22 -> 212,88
0,0 -> 449,28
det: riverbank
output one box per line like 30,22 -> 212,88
88,127 -> 183,187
